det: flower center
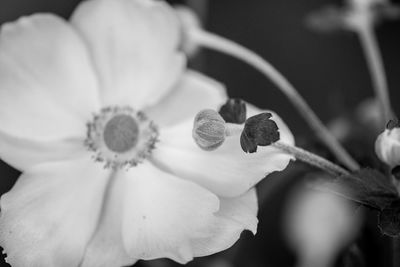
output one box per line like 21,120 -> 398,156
85,106 -> 159,169
103,114 -> 139,153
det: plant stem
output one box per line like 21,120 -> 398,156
273,141 -> 350,177
357,24 -> 393,124
190,29 -> 360,171
393,237 -> 400,267
297,253 -> 334,267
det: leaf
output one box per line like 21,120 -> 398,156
320,168 -> 398,210
312,168 -> 400,237
386,118 -> 400,130
391,165 -> 400,181
378,199 -> 400,237
341,244 -> 366,267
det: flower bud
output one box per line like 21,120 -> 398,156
219,98 -> 247,124
175,5 -> 201,56
375,120 -> 400,168
240,113 -> 280,153
193,109 -> 226,151
349,0 -> 382,9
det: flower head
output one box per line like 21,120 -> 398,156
240,113 -> 280,154
306,0 -> 400,32
0,0 -> 294,266
285,185 -> 362,266
219,98 -> 247,124
375,120 -> 400,168
192,109 -> 226,151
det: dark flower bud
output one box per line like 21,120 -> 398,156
387,119 -> 400,130
240,113 -> 280,153
193,109 -> 226,151
219,98 -> 247,124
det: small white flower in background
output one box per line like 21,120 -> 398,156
285,185 -> 362,267
0,0 -> 294,266
346,0 -> 400,29
306,0 -> 400,32
174,5 -> 201,56
375,120 -> 400,169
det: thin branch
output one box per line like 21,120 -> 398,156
190,29 -> 360,171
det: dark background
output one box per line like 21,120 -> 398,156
0,0 -> 399,266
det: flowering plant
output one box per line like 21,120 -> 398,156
0,0 -> 399,267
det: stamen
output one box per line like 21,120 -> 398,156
85,106 -> 159,169
104,114 -> 139,153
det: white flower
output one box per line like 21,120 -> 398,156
0,0 -> 294,266
307,0 -> 400,32
375,122 -> 400,168
285,186 -> 361,267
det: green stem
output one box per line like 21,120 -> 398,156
273,141 -> 350,177
190,29 -> 360,171
357,24 -> 393,124
393,237 -> 400,267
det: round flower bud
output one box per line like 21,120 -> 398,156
219,98 -> 247,124
240,113 -> 280,153
193,109 -> 226,151
375,121 -> 400,168
349,0 -> 387,10
175,5 -> 201,56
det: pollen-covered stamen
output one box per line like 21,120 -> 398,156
85,106 -> 159,169
103,114 -> 139,153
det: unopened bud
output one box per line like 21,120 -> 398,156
175,5 -> 201,56
375,120 -> 400,168
219,98 -> 247,124
240,113 -> 280,153
193,109 -> 226,151
349,0 -> 382,9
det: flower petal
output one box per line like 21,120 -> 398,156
80,171 -> 135,267
112,162 -> 256,264
0,14 -> 100,142
191,188 -> 258,257
152,106 -> 294,197
71,0 -> 185,109
0,156 -> 111,267
145,70 -> 227,127
0,131 -> 84,171
120,162 -> 220,263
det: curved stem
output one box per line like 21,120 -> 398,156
190,29 -> 360,171
273,141 -> 350,177
297,253 -> 334,267
393,237 -> 400,267
357,24 -> 393,124
224,123 -> 244,136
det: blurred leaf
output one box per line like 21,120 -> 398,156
378,199 -> 400,237
319,169 -> 398,210
315,168 -> 400,237
341,244 -> 366,267
305,6 -> 347,33
391,166 -> 400,182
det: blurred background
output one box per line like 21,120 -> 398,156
0,0 -> 400,266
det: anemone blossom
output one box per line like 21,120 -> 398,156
0,0 -> 294,266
